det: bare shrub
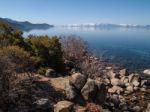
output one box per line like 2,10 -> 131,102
0,46 -> 35,111
61,35 -> 88,61
80,56 -> 103,78
61,36 -> 105,78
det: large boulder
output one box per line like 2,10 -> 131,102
69,73 -> 87,90
65,83 -> 77,100
81,79 -> 97,101
45,69 -> 56,77
95,81 -> 107,104
54,100 -> 74,112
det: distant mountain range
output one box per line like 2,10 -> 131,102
0,18 -> 53,31
63,23 -> 150,29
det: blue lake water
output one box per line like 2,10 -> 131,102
24,27 -> 150,71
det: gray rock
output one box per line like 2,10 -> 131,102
45,69 -> 56,77
108,86 -> 123,94
81,78 -> 97,101
133,86 -> 139,91
119,69 -> 129,77
132,80 -> 140,87
128,73 -> 140,83
119,103 -> 128,111
111,78 -> 122,86
54,100 -> 74,112
108,88 -> 116,94
104,78 -> 110,85
70,73 -> 87,90
95,81 -> 106,104
145,103 -> 150,112
105,66 -> 112,70
126,85 -> 134,93
125,83 -> 130,87
121,76 -> 129,85
143,69 -> 150,76
140,87 -> 146,92
132,106 -> 141,112
34,98 -> 50,110
65,83 -> 77,100
107,70 -> 116,78
141,80 -> 147,86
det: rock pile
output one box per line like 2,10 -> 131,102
106,69 -> 147,95
104,68 -> 149,111
65,73 -> 107,104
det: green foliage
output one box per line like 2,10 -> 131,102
26,35 -> 64,72
0,21 -> 65,73
0,21 -> 29,49
0,46 -> 36,72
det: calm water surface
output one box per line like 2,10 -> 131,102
24,27 -> 150,71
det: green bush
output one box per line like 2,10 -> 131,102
0,21 -> 29,49
0,22 -> 65,73
26,35 -> 64,72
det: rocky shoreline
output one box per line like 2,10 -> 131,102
42,62 -> 150,112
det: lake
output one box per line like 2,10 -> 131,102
24,27 -> 150,72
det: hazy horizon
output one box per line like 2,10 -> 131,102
0,0 -> 150,25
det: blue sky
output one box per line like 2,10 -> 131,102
0,0 -> 150,25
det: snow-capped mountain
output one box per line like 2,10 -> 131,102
62,23 -> 150,28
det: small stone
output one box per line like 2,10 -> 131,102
54,101 -> 74,112
140,87 -> 146,92
124,91 -> 131,95
107,70 -> 116,78
125,83 -> 130,87
121,76 -> 129,85
119,69 -> 129,76
133,86 -> 139,91
143,85 -> 147,88
108,88 -> 115,93
108,86 -> 123,94
34,98 -> 50,110
119,103 -> 128,111
143,69 -> 150,76
75,106 -> 87,112
105,66 -> 112,70
141,80 -> 147,86
45,69 -> 56,77
104,78 -> 110,85
126,85 -> 134,93
132,106 -> 141,112
131,96 -> 137,101
111,78 -> 122,86
132,81 -> 140,87
145,103 -> 150,112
